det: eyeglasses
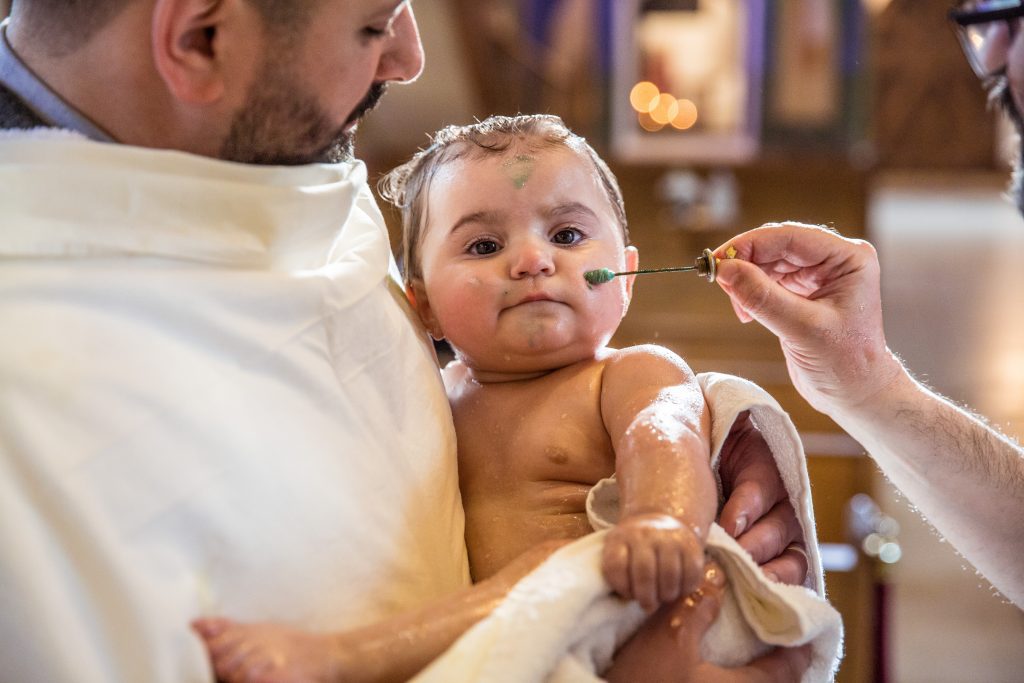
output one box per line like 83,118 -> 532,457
950,1 -> 1024,78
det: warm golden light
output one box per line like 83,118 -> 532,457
629,81 -> 661,113
648,93 -> 679,125
670,99 -> 699,130
637,111 -> 665,132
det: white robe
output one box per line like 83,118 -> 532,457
0,130 -> 470,683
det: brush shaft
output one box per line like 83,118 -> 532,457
614,265 -> 698,276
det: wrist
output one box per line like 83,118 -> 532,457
619,511 -> 707,542
816,346 -> 908,419
825,354 -> 915,427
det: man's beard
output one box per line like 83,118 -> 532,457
992,76 -> 1024,217
220,62 -> 388,166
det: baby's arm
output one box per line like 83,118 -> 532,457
600,345 -> 716,611
192,541 -> 568,683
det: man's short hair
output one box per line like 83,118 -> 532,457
380,114 -> 630,287
14,0 -> 315,56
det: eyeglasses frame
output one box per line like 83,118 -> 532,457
950,1 -> 1024,27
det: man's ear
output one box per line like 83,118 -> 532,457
622,246 -> 639,305
406,279 -> 445,341
151,0 -> 250,105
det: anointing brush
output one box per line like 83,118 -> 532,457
584,248 -> 718,285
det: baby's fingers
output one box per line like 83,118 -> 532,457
602,536 -> 632,599
629,543 -> 659,611
655,543 -> 683,604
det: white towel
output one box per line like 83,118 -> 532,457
413,372 -> 843,683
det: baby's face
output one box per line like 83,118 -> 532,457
412,145 -> 637,379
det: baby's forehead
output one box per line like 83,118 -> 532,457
440,135 -> 575,166
441,141 -> 602,192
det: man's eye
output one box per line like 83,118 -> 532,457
362,25 -> 388,38
469,240 -> 499,255
552,228 -> 583,245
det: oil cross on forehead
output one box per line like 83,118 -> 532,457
502,154 -> 536,189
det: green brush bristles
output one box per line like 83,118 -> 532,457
583,268 -> 616,285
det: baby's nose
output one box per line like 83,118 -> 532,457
511,241 -> 556,278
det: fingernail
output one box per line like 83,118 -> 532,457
733,515 -> 747,537
705,565 -> 725,588
764,571 -> 779,583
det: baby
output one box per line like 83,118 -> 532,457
391,114 -> 716,600
196,114 -> 719,680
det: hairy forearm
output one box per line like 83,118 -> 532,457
834,366 -> 1024,606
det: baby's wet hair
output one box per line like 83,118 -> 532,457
379,114 -> 629,286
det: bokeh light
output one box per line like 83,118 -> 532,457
637,111 -> 665,132
648,93 -> 679,125
670,98 -> 699,130
629,81 -> 661,113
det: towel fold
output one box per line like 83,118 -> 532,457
413,372 -> 843,682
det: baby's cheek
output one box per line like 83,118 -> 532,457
435,287 -> 494,345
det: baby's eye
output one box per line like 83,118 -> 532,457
468,239 -> 500,255
552,227 -> 584,245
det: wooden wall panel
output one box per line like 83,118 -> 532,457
873,0 -> 999,168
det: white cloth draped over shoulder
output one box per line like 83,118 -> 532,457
0,130 -> 470,683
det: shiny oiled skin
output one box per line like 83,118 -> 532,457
447,357 -> 617,581
445,352 -> 695,582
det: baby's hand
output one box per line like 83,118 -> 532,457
601,513 -> 705,611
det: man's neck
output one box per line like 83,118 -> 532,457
2,10 -> 210,154
0,19 -> 113,139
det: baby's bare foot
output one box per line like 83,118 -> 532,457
192,617 -> 343,683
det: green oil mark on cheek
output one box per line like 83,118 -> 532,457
583,269 -> 616,285
503,154 -> 535,189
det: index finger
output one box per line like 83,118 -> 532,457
713,222 -> 845,267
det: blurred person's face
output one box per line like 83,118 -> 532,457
221,0 -> 423,164
952,2 -> 1024,212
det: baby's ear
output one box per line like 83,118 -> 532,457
406,279 -> 445,340
622,246 -> 639,304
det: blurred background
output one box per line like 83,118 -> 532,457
5,0 -> 1021,680
357,1 -> 1024,681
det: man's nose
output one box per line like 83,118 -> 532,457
510,238 -> 556,278
374,4 -> 425,83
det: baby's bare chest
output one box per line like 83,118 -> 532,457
452,370 -> 617,489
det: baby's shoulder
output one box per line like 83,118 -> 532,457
600,344 -> 696,393
604,343 -> 690,372
440,359 -> 471,393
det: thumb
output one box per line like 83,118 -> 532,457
715,259 -> 818,342
668,560 -> 727,640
